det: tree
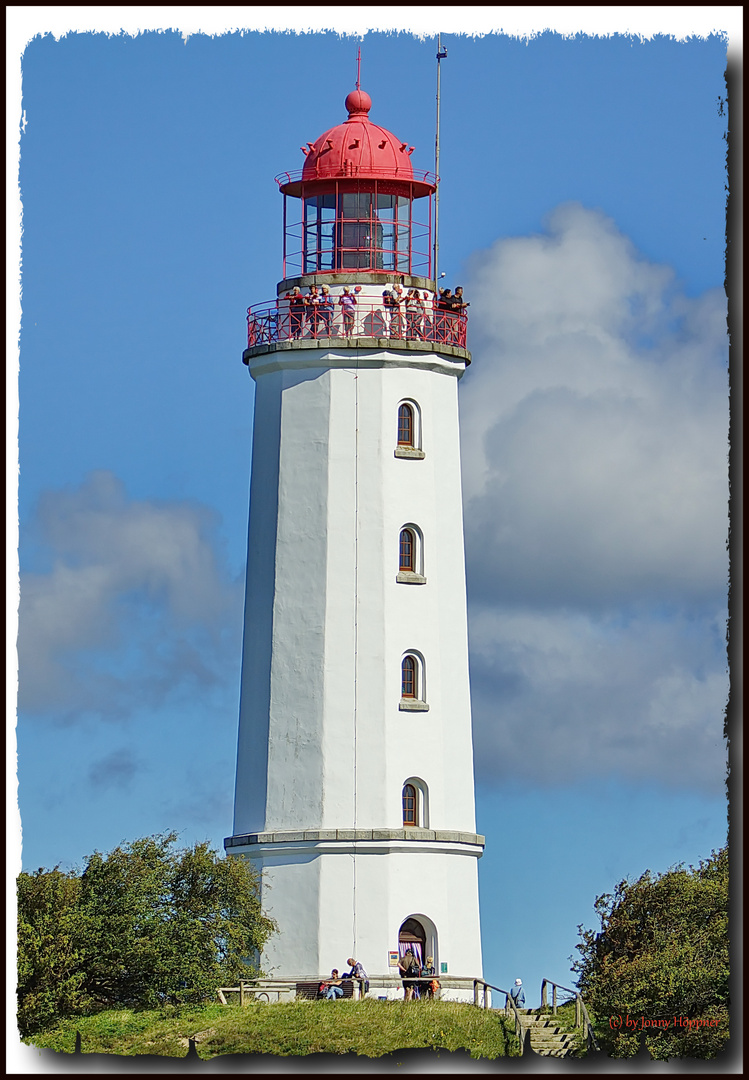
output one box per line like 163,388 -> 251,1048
17,833 -> 276,1036
572,846 -> 729,1059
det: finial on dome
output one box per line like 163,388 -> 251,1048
345,87 -> 372,118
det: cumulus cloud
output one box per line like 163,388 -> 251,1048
461,204 -> 728,792
18,471 -> 242,720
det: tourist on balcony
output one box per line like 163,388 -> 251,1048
307,284 -> 322,338
421,291 -> 434,340
319,284 -> 335,337
406,289 -> 425,340
447,286 -> 468,345
390,283 -> 405,338
339,286 -> 357,336
436,288 -> 452,344
382,285 -> 396,335
289,287 -> 306,339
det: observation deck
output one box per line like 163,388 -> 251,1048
243,288 -> 470,365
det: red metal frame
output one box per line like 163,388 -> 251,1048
279,179 -> 434,280
246,295 -> 467,351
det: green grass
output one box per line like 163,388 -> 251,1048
23,999 -> 520,1059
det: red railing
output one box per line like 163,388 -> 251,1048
246,298 -> 468,351
275,168 -> 438,188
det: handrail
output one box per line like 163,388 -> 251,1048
472,979 -> 525,1054
275,167 -> 438,188
245,296 -> 468,353
540,978 -> 599,1052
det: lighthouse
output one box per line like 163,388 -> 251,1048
224,80 -> 484,998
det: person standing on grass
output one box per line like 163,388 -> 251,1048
398,949 -> 419,1002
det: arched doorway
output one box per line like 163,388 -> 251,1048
398,917 -> 426,966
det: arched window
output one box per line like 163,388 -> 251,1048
402,784 -> 417,827
399,528 -> 414,572
402,778 -> 429,828
398,403 -> 414,446
400,652 -> 429,711
402,655 -> 416,698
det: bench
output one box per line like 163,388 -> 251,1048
296,979 -> 355,1000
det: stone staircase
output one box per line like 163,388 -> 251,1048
517,1009 -> 583,1057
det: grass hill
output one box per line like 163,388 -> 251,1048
24,999 -> 520,1059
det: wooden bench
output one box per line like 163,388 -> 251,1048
295,979 -> 355,1000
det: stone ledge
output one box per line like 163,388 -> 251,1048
394,447 -> 426,460
224,828 -> 485,848
396,571 -> 426,585
399,699 -> 430,711
243,336 -> 470,365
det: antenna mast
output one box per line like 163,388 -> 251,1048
356,45 -> 361,90
434,34 -> 447,286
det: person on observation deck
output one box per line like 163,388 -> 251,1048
319,284 -> 335,337
307,284 -> 322,338
435,288 -> 452,344
445,286 -> 468,345
390,283 -> 405,338
382,285 -> 396,335
406,289 -> 425,340
339,286 -> 357,336
289,286 -> 306,339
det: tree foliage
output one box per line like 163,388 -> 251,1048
17,833 -> 276,1036
572,846 -> 729,1059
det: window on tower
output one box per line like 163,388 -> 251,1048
401,655 -> 416,698
400,653 -> 429,710
402,778 -> 429,828
395,400 -> 425,459
402,783 -> 417,827
397,403 -> 414,446
397,525 -> 426,584
399,529 -> 414,572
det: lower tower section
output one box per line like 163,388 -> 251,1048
226,832 -> 483,996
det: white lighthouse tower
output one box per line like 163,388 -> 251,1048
225,82 -> 484,997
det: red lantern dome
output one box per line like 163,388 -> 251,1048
278,88 -> 435,198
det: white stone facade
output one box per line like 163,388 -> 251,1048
227,339 -> 483,993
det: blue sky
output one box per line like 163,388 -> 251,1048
10,8 -> 734,1059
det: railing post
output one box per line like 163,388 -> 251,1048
474,980 -> 480,1007
575,995 -> 581,1028
239,981 -> 245,1007
484,986 -> 491,1010
552,983 -> 557,1014
541,979 -> 547,1009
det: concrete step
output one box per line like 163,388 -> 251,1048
517,1011 -> 583,1058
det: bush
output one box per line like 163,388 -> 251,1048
17,833 -> 276,1036
572,846 -> 729,1059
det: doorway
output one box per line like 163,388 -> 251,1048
398,916 -> 426,967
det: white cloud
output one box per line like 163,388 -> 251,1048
18,471 -> 242,719
461,205 -> 729,791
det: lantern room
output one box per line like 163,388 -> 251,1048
275,87 -> 437,280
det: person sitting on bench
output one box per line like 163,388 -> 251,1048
320,969 -> 344,1000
